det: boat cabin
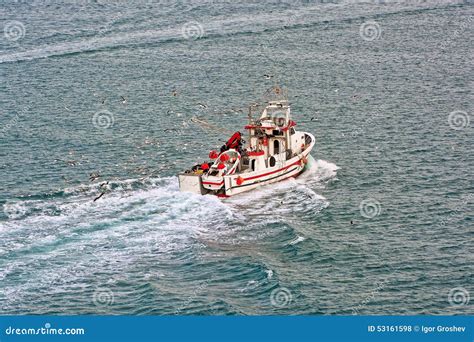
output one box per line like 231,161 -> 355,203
241,100 -> 303,173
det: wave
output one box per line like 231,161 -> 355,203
0,1 -> 461,64
0,159 -> 337,314
1,158 -> 338,251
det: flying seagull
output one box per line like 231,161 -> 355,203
93,181 -> 109,202
89,172 -> 101,182
93,192 -> 105,202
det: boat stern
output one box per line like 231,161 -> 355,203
178,173 -> 209,195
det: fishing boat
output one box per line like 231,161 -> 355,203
178,91 -> 315,197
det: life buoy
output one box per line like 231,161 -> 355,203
201,163 -> 210,170
209,150 -> 219,159
217,163 -> 226,170
236,176 -> 244,186
220,153 -> 230,162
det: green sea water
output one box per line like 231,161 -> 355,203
0,1 -> 472,315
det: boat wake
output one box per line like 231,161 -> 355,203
0,158 -> 338,314
1,158 -> 338,245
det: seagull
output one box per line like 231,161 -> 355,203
101,97 -> 107,104
93,192 -> 105,202
197,102 -> 208,109
172,90 -> 178,97
94,181 -> 110,202
99,181 -> 109,189
120,96 -> 127,104
89,172 -> 101,182
263,74 -> 273,79
64,106 -> 71,112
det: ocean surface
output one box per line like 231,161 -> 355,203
0,1 -> 472,315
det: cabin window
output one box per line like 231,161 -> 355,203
273,130 -> 283,136
290,127 -> 296,135
251,159 -> 256,171
274,140 -> 280,154
269,156 -> 276,167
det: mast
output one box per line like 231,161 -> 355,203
287,104 -> 292,153
248,104 -> 252,147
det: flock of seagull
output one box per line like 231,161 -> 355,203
61,78 -> 361,203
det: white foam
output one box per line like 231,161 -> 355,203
0,176 -> 231,263
297,158 -> 340,183
0,157 -> 337,270
265,269 -> 274,279
289,235 -> 306,245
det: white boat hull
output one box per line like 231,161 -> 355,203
178,132 -> 315,198
222,155 -> 306,197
